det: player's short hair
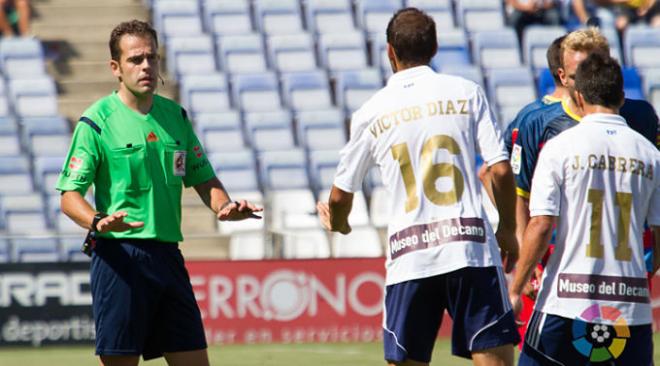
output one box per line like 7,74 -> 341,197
560,28 -> 609,67
547,35 -> 566,84
575,52 -> 624,109
386,8 -> 437,66
109,20 -> 158,61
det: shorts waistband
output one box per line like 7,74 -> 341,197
96,237 -> 179,247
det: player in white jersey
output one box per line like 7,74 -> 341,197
510,53 -> 660,366
317,8 -> 520,366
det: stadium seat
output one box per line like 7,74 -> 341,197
243,110 -> 294,151
281,71 -> 333,111
6,208 -> 50,235
0,239 -> 9,263
0,132 -> 20,157
20,117 -> 71,157
33,156 -> 66,194
305,0 -> 356,34
472,29 -> 521,69
600,27 -> 623,63
267,33 -> 318,72
165,35 -> 217,79
624,26 -> 660,69
55,209 -> 87,235
180,73 -> 231,114
259,149 -> 310,190
643,68 -> 660,111
231,72 -> 282,112
201,125 -> 245,153
59,238 -> 91,262
457,0 -> 505,33
12,238 -> 59,262
301,124 -> 345,151
152,0 -> 203,38
254,0 -> 304,35
229,231 -> 267,260
269,189 -> 319,230
282,228 -> 331,258
522,26 -> 566,72
0,37 -> 45,78
431,30 -> 472,71
1,193 -> 44,218
406,0 -> 455,29
217,33 -> 268,74
318,32 -> 369,72
203,0 -> 253,36
0,117 -> 18,134
8,78 -> 58,117
295,109 -> 346,146
0,95 -> 9,118
356,0 -> 402,38
334,68 -> 383,112
441,65 -> 485,88
194,110 -> 242,134
622,67 -> 644,100
0,156 -> 33,194
487,67 -> 537,122
370,33 -> 393,78
308,149 -> 341,191
332,226 -> 382,257
208,150 -> 260,192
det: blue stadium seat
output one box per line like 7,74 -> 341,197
180,73 -> 231,114
356,0 -> 402,38
59,238 -> 90,262
305,0 -> 356,34
522,26 -> 566,73
406,0 -> 455,29
643,68 -> 660,110
153,0 -> 203,38
295,108 -> 346,146
0,239 -> 9,263
0,117 -> 18,134
624,26 -> 660,69
9,78 -> 58,117
537,67 -> 555,97
457,0 -> 505,33
267,33 -> 318,72
472,29 -> 521,69
33,156 -> 66,194
432,30 -> 471,71
622,67 -> 644,100
201,126 -> 245,153
334,68 -> 383,112
487,67 -> 537,122
254,0 -> 304,35
216,33 -> 268,74
208,149 -> 260,192
0,156 -> 33,194
12,238 -> 59,262
194,110 -> 242,134
231,72 -> 282,112
318,31 -> 368,72
600,27 -> 624,63
308,149 -> 341,192
441,65 -> 485,88
281,71 -> 333,111
20,117 -> 70,157
0,131 -> 20,157
203,0 -> 253,36
0,95 -> 10,118
0,37 -> 45,78
165,35 -> 216,79
243,110 -> 294,150
258,149 -> 310,190
282,229 -> 331,258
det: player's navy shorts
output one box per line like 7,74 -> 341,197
382,266 -> 520,363
520,310 -> 653,366
91,238 -> 207,360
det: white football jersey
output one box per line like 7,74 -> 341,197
333,66 -> 509,285
530,113 -> 660,325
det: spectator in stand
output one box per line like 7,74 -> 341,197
506,0 -> 562,41
571,0 -> 660,30
0,0 -> 30,36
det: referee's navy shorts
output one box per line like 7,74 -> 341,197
383,266 -> 520,363
91,238 -> 207,360
520,310 -> 652,366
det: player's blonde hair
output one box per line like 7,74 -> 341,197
560,28 -> 610,66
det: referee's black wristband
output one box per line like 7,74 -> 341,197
91,212 -> 108,232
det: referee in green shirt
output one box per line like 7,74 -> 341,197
56,20 -> 261,366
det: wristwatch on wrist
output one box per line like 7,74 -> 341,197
91,212 -> 108,232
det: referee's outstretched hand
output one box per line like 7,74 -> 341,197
217,199 -> 263,221
97,211 -> 144,233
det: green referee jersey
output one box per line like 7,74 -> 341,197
56,92 -> 216,242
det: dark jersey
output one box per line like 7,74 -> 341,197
514,98 -> 657,197
504,95 -> 561,155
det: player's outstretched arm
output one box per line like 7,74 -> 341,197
317,185 -> 353,235
194,177 -> 262,221
509,215 -> 554,316
488,161 -> 519,272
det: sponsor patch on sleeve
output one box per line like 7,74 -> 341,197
511,144 -> 522,174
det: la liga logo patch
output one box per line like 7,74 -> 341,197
572,304 -> 629,362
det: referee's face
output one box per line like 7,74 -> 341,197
112,34 -> 159,96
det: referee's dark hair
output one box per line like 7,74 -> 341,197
547,35 -> 567,85
575,52 -> 624,109
386,8 -> 437,66
109,20 -> 159,61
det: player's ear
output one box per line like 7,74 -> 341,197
110,59 -> 121,79
575,90 -> 586,113
386,43 -> 399,73
557,67 -> 568,87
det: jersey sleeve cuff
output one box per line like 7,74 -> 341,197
332,178 -> 359,193
516,187 -> 530,199
530,208 -> 558,217
484,152 -> 509,167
